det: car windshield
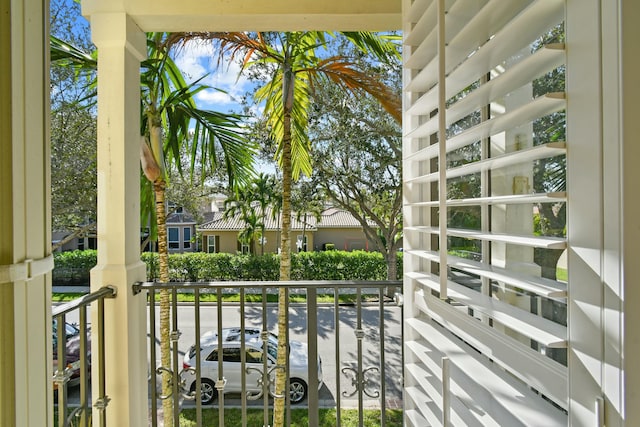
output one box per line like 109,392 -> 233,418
65,323 -> 80,337
266,336 -> 278,360
52,321 -> 80,348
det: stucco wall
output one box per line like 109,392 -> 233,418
314,228 -> 370,251
201,230 -> 315,254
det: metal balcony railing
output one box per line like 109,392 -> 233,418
52,285 -> 116,427
133,280 -> 403,427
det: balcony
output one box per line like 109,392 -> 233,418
52,280 -> 403,426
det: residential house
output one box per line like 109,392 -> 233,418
198,207 -> 375,254
313,208 -> 375,252
51,230 -> 97,252
165,208 -> 197,253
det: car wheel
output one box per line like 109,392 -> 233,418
289,378 -> 307,404
191,378 -> 217,405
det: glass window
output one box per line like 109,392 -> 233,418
266,342 -> 278,360
246,349 -> 263,363
183,227 -> 191,249
168,227 -> 179,249
206,349 -> 218,362
207,235 -> 217,253
221,347 -> 242,363
240,242 -> 250,255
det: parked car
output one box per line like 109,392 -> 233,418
53,320 -> 91,388
181,327 -> 322,404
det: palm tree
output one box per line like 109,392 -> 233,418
292,180 -> 325,252
223,188 -> 265,255
177,31 -> 401,426
51,33 -> 255,425
250,173 -> 280,255
237,211 -> 262,254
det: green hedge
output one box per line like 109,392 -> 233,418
52,249 -> 98,284
53,250 -> 402,284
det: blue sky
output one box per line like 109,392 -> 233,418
173,41 -> 256,115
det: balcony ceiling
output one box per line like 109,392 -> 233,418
82,0 -> 402,32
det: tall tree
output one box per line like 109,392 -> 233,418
249,173 -> 280,254
176,31 -> 401,426
50,0 -> 97,242
310,54 -> 403,280
51,33 -> 255,424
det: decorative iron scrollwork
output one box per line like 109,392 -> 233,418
341,362 -> 380,399
245,364 -> 286,400
155,366 -> 175,400
179,367 -> 197,400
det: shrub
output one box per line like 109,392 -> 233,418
52,250 -> 97,284
53,250 -> 401,284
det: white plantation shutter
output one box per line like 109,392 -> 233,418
402,0 -> 568,425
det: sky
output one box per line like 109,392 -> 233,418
54,0 -> 253,116
172,41 -> 256,115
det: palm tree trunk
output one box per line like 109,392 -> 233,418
154,180 -> 173,426
273,86 -> 294,427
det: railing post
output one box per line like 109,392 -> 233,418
307,286 -> 319,427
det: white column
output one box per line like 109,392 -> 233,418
1,0 -> 53,426
89,12 -> 148,427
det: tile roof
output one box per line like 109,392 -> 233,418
166,211 -> 196,224
198,207 -> 376,231
317,208 -> 375,228
198,208 -> 316,231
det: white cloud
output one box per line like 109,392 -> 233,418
195,88 -> 236,105
173,40 -> 254,111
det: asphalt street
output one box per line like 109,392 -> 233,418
61,301 -> 404,409
153,302 -> 403,408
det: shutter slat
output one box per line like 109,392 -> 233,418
405,249 -> 567,298
406,0 -> 564,92
405,0 -> 490,70
409,273 -> 567,347
406,142 -> 565,183
404,226 -> 567,249
406,317 -> 568,419
407,43 -> 565,126
408,295 -> 568,410
404,93 -> 565,161
405,0 -> 440,45
404,191 -> 566,207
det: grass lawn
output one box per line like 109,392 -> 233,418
556,267 -> 568,282
179,408 -> 403,426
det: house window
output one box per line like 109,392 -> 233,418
296,235 -> 308,252
183,227 -> 191,249
240,242 -> 250,255
207,235 -> 219,253
168,227 -> 180,249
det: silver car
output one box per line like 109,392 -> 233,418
181,327 -> 323,404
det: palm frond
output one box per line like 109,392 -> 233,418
340,31 -> 401,63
